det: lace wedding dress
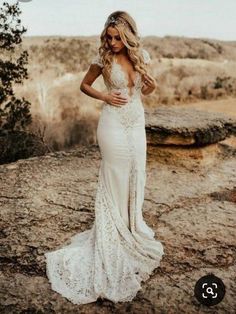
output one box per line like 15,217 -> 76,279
45,48 -> 164,304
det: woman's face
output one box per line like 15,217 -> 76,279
106,26 -> 125,53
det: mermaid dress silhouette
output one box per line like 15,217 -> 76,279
45,48 -> 164,304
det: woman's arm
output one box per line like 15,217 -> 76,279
80,64 -> 107,102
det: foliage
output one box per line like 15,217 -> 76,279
0,1 -> 32,131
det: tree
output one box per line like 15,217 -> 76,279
0,1 -> 49,165
0,1 -> 32,131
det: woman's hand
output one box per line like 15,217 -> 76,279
141,73 -> 157,95
103,91 -> 128,107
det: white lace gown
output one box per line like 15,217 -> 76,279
45,48 -> 164,304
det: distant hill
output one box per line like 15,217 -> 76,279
21,35 -> 236,72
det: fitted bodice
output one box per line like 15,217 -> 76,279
92,48 -> 150,99
91,49 -> 151,128
105,59 -> 143,99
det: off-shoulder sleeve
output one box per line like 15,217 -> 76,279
142,48 -> 151,64
91,53 -> 103,68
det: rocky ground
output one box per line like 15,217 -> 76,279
0,106 -> 235,313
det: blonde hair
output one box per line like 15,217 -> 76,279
98,11 -> 148,86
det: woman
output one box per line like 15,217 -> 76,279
45,11 -> 164,305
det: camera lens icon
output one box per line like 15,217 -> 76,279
194,273 -> 225,306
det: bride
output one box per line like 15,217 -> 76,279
45,10 -> 164,305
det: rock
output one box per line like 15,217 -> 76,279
145,106 -> 236,146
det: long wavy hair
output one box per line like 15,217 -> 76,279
98,11 -> 148,86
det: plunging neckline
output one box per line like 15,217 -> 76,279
113,56 -> 138,97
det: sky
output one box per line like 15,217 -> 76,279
2,0 -> 236,41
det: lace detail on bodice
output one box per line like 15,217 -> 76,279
91,49 -> 151,128
91,49 -> 150,96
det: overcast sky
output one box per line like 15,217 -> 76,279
2,0 -> 236,41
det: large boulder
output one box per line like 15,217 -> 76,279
145,106 -> 236,146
